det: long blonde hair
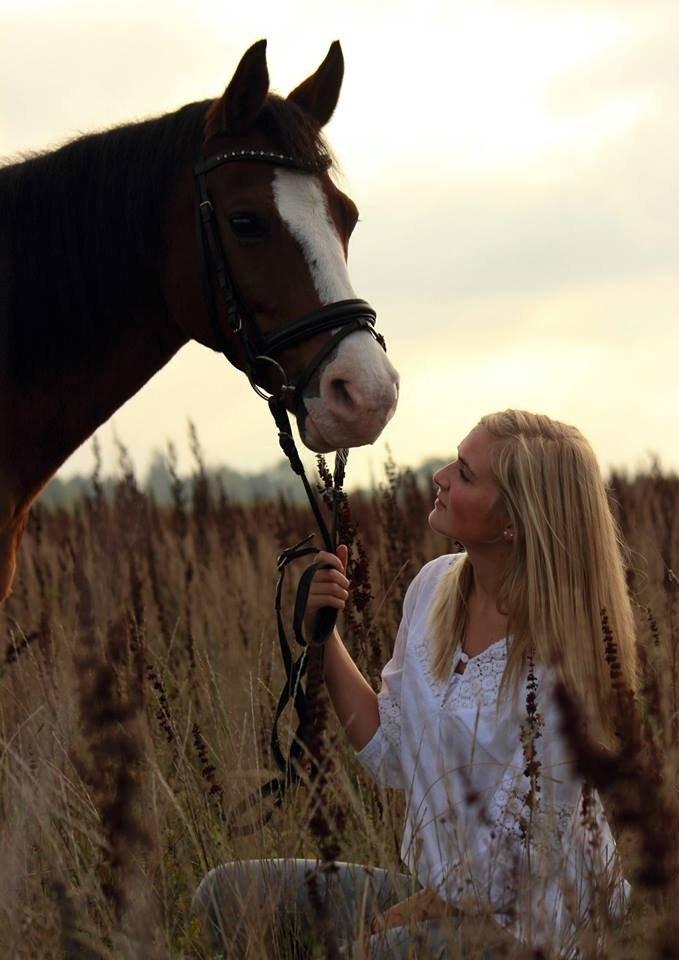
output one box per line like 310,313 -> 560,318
428,409 -> 638,750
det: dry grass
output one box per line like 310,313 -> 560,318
0,445 -> 676,959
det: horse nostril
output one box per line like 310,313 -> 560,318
329,377 -> 355,413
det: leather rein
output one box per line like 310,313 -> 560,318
193,145 -> 386,830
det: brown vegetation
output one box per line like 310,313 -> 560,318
0,443 -> 676,958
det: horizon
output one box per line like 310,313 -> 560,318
43,431 -> 675,500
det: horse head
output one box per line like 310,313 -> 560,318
165,40 -> 399,452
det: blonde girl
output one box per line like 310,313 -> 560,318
194,410 -> 636,959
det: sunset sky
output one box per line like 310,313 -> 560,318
2,0 -> 678,489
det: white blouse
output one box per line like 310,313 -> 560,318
355,554 -> 630,959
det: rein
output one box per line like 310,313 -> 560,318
193,145 -> 385,831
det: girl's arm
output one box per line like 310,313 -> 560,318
304,546 -> 379,751
323,626 -> 380,751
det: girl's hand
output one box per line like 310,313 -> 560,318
302,544 -> 350,634
362,887 -> 460,956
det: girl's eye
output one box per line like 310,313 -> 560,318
229,212 -> 266,240
457,464 -> 470,483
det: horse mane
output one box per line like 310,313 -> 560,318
0,93 -> 333,384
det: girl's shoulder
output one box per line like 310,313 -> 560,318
404,552 -> 464,617
415,551 -> 463,585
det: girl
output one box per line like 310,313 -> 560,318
194,410 -> 636,959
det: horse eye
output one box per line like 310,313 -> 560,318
229,212 -> 266,240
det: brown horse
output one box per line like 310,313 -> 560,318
0,40 -> 399,604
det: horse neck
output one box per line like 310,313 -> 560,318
0,107 -> 207,508
2,315 -> 186,509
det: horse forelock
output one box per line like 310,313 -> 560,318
257,95 -> 337,175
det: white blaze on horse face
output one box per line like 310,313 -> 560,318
272,169 -> 355,303
272,169 -> 399,450
273,168 -> 398,452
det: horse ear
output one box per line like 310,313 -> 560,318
205,39 -> 270,137
287,41 -> 344,127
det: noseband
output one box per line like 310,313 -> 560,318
193,147 -> 386,408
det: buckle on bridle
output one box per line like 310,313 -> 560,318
249,355 -> 291,401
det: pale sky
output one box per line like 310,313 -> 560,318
2,0 -> 678,489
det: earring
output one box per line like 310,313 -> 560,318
503,529 -> 514,541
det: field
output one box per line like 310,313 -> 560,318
0,447 -> 677,959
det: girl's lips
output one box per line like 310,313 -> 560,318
434,495 -> 446,509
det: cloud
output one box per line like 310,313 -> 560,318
344,99 -> 679,324
545,18 -> 679,116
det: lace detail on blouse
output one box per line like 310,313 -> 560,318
447,640 -> 508,709
378,693 -> 401,752
414,630 -> 509,710
488,768 -> 577,858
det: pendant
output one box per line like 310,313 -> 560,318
453,650 -> 469,675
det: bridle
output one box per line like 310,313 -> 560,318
193,144 -> 388,832
193,145 -> 386,410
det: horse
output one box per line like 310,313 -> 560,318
0,39 -> 399,604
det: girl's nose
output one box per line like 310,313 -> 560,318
433,463 -> 450,487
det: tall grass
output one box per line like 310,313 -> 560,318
0,442 -> 676,959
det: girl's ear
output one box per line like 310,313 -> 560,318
497,494 -> 516,541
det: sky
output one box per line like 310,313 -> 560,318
2,0 -> 678,489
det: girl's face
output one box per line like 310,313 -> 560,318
429,424 -> 510,547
